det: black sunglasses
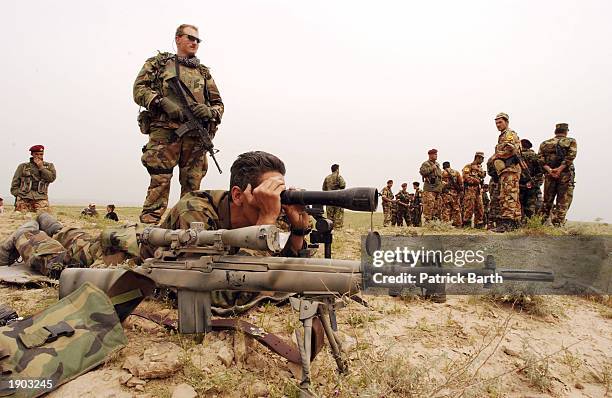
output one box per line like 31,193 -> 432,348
181,34 -> 202,44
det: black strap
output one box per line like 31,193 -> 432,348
43,321 -> 75,343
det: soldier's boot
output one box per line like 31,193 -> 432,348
475,223 -> 486,229
492,219 -> 511,233
37,213 -> 64,237
0,221 -> 40,265
462,221 -> 472,228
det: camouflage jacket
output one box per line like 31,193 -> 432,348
395,190 -> 410,209
10,159 -> 56,200
462,162 -> 485,187
322,171 -> 346,191
133,52 -> 224,129
520,148 -> 544,187
486,157 -> 499,182
419,160 -> 443,192
495,128 -> 522,174
441,168 -> 463,193
538,136 -> 577,172
380,186 -> 394,207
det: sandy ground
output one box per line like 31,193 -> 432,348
0,208 -> 610,397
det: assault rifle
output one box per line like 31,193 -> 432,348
167,76 -> 222,173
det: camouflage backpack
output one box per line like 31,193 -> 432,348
0,283 -> 128,398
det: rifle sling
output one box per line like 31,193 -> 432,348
129,310 -> 324,364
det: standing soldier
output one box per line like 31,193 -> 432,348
490,113 -> 522,232
519,139 -> 544,221
412,182 -> 422,226
322,164 -> 346,228
440,162 -> 464,227
10,145 -> 56,213
134,23 -> 224,224
538,123 -> 577,226
381,180 -> 395,227
482,184 -> 490,226
462,152 -> 486,228
419,149 -> 443,223
395,183 -> 411,227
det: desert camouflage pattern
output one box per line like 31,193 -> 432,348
421,191 -> 440,222
495,129 -> 522,221
0,283 -> 127,397
519,148 -> 544,219
440,168 -> 463,227
322,171 -> 346,228
11,160 -> 56,203
380,186 -> 394,226
462,162 -> 485,226
140,127 -> 210,223
538,136 -> 577,225
14,199 -> 49,214
394,190 -> 411,226
134,53 -> 224,224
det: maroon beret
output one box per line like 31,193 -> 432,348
427,149 -> 438,155
29,145 -> 45,152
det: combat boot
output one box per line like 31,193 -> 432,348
0,220 -> 40,265
37,213 -> 63,237
492,219 -> 510,233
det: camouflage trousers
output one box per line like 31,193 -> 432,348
440,191 -> 462,227
14,198 -> 49,213
382,204 -> 393,226
488,181 -> 500,226
422,191 -> 440,222
326,206 -> 344,228
395,207 -> 411,227
540,173 -> 574,225
463,186 -> 484,226
499,171 -> 522,221
520,187 -> 541,220
140,127 -> 209,223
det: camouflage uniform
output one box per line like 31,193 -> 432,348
494,128 -> 522,223
322,171 -> 346,228
482,188 -> 490,226
419,160 -> 443,222
411,189 -> 422,226
519,147 -> 544,220
462,159 -> 486,227
10,159 -> 56,213
394,190 -> 411,227
134,52 -> 224,223
486,157 -> 501,228
440,168 -> 463,227
537,127 -> 577,225
380,186 -> 394,226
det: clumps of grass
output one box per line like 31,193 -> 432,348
518,341 -> 553,392
346,311 -> 380,328
560,349 -> 583,375
422,219 -> 455,232
589,360 -> 612,394
486,293 -> 565,318
519,215 -> 564,236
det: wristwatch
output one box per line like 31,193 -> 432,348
290,227 -> 312,236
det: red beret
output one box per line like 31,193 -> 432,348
427,149 -> 438,155
29,145 -> 45,152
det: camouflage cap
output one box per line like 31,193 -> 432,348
428,149 -> 438,155
555,123 -> 569,131
29,144 -> 44,152
494,112 -> 509,121
475,151 -> 484,158
520,139 -> 533,149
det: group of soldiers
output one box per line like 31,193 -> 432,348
381,113 -> 578,232
380,181 -> 423,227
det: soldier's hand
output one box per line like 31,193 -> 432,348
33,158 -> 44,168
160,98 -> 184,121
192,104 -> 212,120
243,176 -> 286,225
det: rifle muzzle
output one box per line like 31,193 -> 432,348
281,187 -> 378,212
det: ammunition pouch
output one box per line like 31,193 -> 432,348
137,110 -> 153,135
0,283 -> 128,397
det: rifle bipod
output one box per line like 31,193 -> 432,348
290,294 -> 349,397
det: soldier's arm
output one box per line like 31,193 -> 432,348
338,175 -> 346,189
419,162 -> 432,177
456,172 -> 464,186
39,163 -> 56,183
10,165 -> 23,196
206,73 -> 224,123
133,57 -> 160,109
462,166 -> 478,184
561,139 -> 577,170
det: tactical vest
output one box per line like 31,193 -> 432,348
16,163 -> 50,196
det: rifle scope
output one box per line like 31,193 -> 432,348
280,187 -> 378,212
